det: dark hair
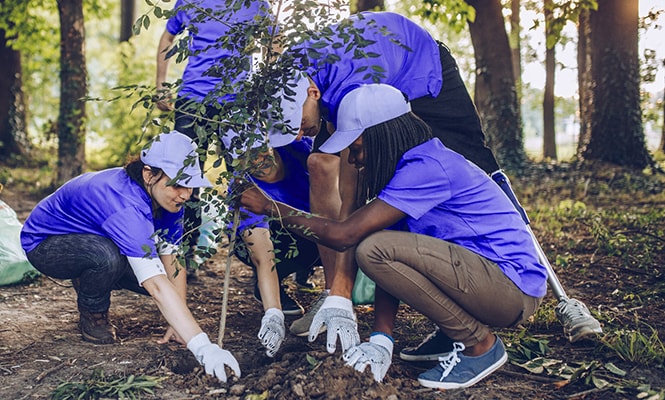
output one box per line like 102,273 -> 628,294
124,155 -> 164,187
359,112 -> 433,204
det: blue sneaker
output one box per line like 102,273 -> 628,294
417,335 -> 507,389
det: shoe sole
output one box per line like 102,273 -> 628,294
291,325 -> 326,337
80,328 -> 116,345
417,351 -> 507,389
254,294 -> 304,316
399,351 -> 451,362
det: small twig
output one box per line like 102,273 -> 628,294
564,387 -> 607,399
0,341 -> 35,357
34,360 -> 68,383
497,368 -> 562,384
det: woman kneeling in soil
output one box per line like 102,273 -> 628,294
20,131 -> 240,383
238,84 -> 547,389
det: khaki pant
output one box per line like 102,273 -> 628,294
356,230 -> 542,346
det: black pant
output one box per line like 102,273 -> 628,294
26,234 -> 148,313
409,43 -> 500,174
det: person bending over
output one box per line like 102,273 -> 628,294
239,84 -> 546,389
21,131 -> 240,383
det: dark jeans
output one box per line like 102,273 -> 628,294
410,43 -> 500,174
26,234 -> 148,313
234,221 -> 320,283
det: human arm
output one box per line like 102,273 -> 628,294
243,227 -> 285,357
155,29 -> 176,111
156,253 -> 187,344
141,273 -> 241,381
239,185 -> 406,252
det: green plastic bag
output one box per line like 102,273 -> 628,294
351,268 -> 375,305
0,199 -> 40,286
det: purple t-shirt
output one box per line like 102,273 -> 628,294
295,11 -> 442,125
21,168 -> 183,258
238,138 -> 312,231
166,0 -> 271,102
377,139 -> 547,298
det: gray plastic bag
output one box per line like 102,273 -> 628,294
0,199 -> 40,285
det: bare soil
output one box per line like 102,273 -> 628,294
1,162 -> 664,400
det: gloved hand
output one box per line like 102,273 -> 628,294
187,332 -> 241,382
258,308 -> 285,357
343,332 -> 394,382
308,295 -> 360,354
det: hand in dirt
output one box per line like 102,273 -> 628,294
309,295 -> 360,354
343,334 -> 393,382
187,332 -> 241,382
157,326 -> 186,345
258,308 -> 285,357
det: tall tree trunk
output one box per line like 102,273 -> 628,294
577,8 -> 592,153
466,0 -> 526,171
510,0 -> 521,96
578,0 -> 651,168
0,26 -> 30,162
120,0 -> 136,43
543,0 -> 557,160
660,61 -> 665,154
57,0 -> 87,184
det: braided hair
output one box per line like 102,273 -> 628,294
358,112 -> 433,205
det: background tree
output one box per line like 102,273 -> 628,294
0,25 -> 30,162
577,0 -> 652,168
465,0 -> 526,171
543,0 -> 556,160
120,0 -> 136,42
56,0 -> 87,184
352,0 -> 384,13
510,0 -> 521,97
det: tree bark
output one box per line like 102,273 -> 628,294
120,0 -> 136,43
466,0 -> 526,171
56,0 -> 87,184
577,8 -> 591,153
660,61 -> 665,153
510,0 -> 521,96
577,0 -> 651,168
543,0 -> 557,160
0,26 -> 30,162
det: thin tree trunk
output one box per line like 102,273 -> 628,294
660,61 -> 665,153
120,0 -> 136,43
543,0 -> 557,160
353,0 -> 384,13
56,0 -> 87,184
577,8 -> 591,155
510,0 -> 521,96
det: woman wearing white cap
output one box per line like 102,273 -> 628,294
238,84 -> 547,389
21,131 -> 240,383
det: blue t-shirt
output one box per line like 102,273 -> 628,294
294,11 -> 442,125
21,168 -> 183,259
377,139 -> 547,298
238,138 -> 313,232
166,0 -> 271,102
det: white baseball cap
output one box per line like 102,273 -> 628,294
140,131 -> 212,188
319,84 -> 411,154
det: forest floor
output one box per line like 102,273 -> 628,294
1,161 -> 664,400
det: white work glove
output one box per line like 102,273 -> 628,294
187,332 -> 241,382
309,295 -> 360,354
343,333 -> 394,382
258,308 -> 285,357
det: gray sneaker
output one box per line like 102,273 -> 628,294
555,298 -> 603,342
418,335 -> 507,389
289,291 -> 329,337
